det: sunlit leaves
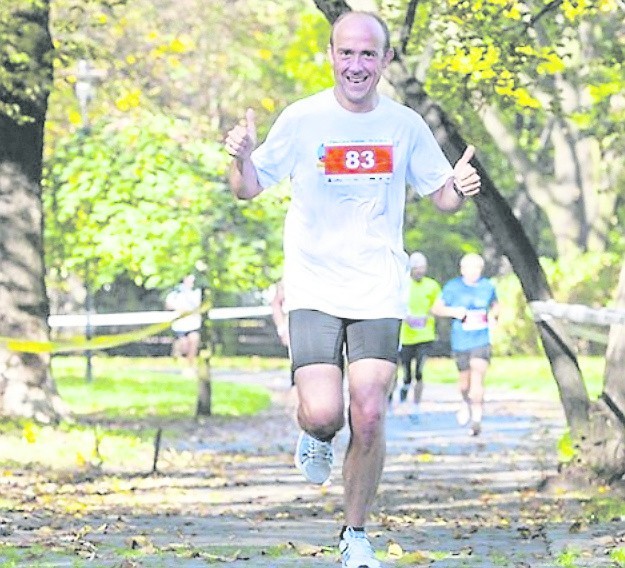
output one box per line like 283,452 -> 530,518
0,0 -> 53,122
44,108 -> 288,294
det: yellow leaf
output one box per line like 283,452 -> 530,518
258,48 -> 273,61
537,53 -> 566,75
288,541 -> 331,556
169,38 -> 188,54
323,501 -> 335,514
514,88 -> 541,109
260,97 -> 276,112
516,45 -> 537,56
505,5 -> 522,19
387,541 -> 404,558
68,109 -> 83,126
22,423 -> 37,444
76,452 -> 87,467
396,550 -> 430,565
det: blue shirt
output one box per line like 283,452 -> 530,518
440,276 -> 498,352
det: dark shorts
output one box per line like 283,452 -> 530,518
453,345 -> 491,372
288,309 -> 401,373
399,341 -> 434,362
173,329 -> 199,339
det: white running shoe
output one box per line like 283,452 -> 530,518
339,527 -> 382,568
456,402 -> 471,426
294,431 -> 333,484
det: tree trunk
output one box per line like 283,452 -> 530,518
313,0 -> 590,437
195,352 -> 212,417
0,1 -> 66,422
578,258 -> 625,481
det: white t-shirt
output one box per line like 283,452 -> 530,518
252,89 -> 453,319
166,286 -> 202,333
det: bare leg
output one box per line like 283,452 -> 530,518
457,368 -> 472,424
343,358 -> 395,527
468,357 -> 489,424
295,363 -> 345,441
185,331 -> 200,369
458,368 -> 471,404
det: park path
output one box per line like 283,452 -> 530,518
121,369 -> 624,567
2,368 -> 624,567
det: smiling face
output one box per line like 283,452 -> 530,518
329,12 -> 394,113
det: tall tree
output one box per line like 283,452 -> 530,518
0,0 -> 65,421
312,0 -> 625,481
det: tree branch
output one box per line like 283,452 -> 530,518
399,0 -> 420,56
313,0 -> 351,24
526,0 -> 563,30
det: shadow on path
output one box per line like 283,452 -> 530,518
1,370 -> 623,567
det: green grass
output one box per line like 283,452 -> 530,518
50,354 -> 605,422
52,356 -> 272,419
583,496 -> 625,522
423,355 -> 604,400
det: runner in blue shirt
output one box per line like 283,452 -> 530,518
432,253 -> 499,435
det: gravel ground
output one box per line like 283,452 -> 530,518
1,368 -> 624,567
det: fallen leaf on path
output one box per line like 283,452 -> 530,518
201,549 -> 247,562
386,540 -> 403,558
125,535 -> 156,553
395,550 -> 430,565
287,540 -> 333,556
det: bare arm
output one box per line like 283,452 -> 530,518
224,108 -> 264,200
270,281 -> 289,347
430,297 -> 467,321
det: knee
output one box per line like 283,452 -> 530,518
349,400 -> 385,447
298,399 -> 344,438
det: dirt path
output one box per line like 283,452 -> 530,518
1,369 -> 624,567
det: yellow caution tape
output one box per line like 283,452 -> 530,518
0,300 -> 213,355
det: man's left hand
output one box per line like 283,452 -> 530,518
453,145 -> 481,198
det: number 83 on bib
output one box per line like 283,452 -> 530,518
322,140 -> 393,184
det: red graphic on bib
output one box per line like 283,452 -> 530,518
324,144 -> 393,176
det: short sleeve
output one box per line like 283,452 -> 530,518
251,107 -> 297,189
406,115 -> 453,197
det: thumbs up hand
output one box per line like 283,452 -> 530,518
452,145 -> 481,198
225,108 -> 257,161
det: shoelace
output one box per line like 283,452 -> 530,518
304,438 -> 332,462
341,530 -> 375,563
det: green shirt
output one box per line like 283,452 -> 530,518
400,276 -> 441,345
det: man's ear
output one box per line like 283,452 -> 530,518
384,47 -> 395,65
327,43 -> 334,64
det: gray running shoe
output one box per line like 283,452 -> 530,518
339,527 -> 382,568
469,421 -> 482,436
294,431 -> 333,484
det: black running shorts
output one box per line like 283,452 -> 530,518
453,345 -> 491,371
288,309 -> 401,373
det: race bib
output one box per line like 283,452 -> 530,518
406,315 -> 427,329
462,309 -> 488,331
323,141 -> 393,184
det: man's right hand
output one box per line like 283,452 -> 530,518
224,108 -> 257,161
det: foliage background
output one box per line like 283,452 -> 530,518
39,0 -> 625,356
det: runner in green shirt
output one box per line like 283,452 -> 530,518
397,252 -> 441,405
